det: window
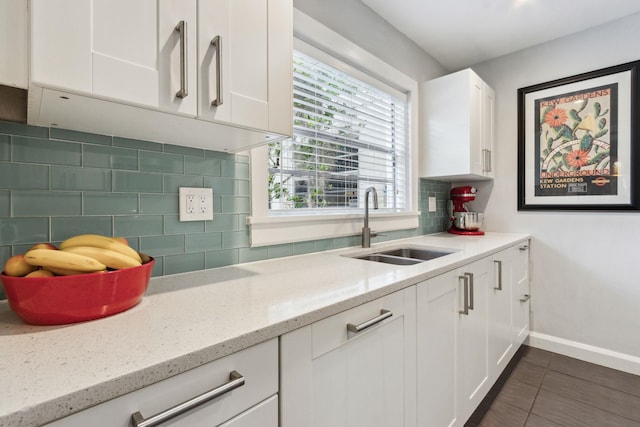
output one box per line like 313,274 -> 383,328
248,11 -> 419,247
268,51 -> 408,215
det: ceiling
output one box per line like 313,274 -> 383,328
361,0 -> 640,70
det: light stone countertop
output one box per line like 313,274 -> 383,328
0,232 -> 530,427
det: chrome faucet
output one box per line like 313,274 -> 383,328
362,187 -> 379,248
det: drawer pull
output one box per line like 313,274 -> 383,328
347,309 -> 393,333
520,294 -> 531,302
519,245 -> 529,251
131,370 -> 245,427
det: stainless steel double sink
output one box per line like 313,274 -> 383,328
347,246 -> 456,265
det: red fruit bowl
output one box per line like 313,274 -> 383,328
0,258 -> 154,325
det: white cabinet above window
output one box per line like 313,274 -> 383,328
28,0 -> 292,152
419,68 -> 495,181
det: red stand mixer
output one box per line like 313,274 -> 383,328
447,186 -> 485,235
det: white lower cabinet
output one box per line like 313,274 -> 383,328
417,257 -> 492,427
418,241 -> 530,426
280,287 -> 417,427
45,339 -> 278,427
512,243 -> 531,345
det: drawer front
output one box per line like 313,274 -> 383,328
219,395 -> 278,427
46,339 -> 278,427
311,290 -> 405,358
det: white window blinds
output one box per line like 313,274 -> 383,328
268,50 -> 408,214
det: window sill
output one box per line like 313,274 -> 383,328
246,211 -> 420,247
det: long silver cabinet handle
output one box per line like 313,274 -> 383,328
494,260 -> 502,290
211,35 -> 223,106
175,21 -> 188,98
482,149 -> 492,172
347,309 -> 393,333
459,275 -> 469,315
131,370 -> 245,427
465,272 -> 475,310
520,294 -> 531,302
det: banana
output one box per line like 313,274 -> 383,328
24,249 -> 107,272
62,246 -> 141,270
48,266 -> 97,276
59,234 -> 142,263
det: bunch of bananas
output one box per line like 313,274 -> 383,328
2,234 -> 147,277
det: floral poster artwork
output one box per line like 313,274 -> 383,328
534,84 -> 617,197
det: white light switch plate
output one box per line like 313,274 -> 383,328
428,197 -> 437,212
179,187 -> 213,221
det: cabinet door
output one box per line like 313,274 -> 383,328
281,288 -> 414,427
417,270 -> 461,427
481,83 -> 496,178
468,73 -> 484,177
457,257 -> 492,422
0,0 -> 28,88
513,243 -> 531,345
489,248 -> 515,379
31,0 -> 197,115
197,0 -> 291,134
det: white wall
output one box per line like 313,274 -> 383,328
293,0 -> 446,82
473,12 -> 640,368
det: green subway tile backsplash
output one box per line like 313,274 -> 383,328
0,191 -> 9,217
0,121 -> 450,297
114,215 -> 164,237
113,170 -> 163,193
0,218 -> 49,244
12,191 -> 82,217
185,157 -> 222,176
83,144 -> 138,170
140,194 -> 178,214
13,136 -> 81,166
51,166 -> 112,191
164,253 -> 205,275
163,174 -> 204,193
0,162 -> 49,190
206,248 -> 238,269
139,151 -> 184,174
83,193 -> 138,215
51,217 -> 113,241
0,135 -> 10,160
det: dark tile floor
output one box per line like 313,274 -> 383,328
466,345 -> 640,427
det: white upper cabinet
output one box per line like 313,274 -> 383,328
420,68 -> 495,181
28,0 -> 292,152
197,0 -> 292,135
0,0 -> 28,88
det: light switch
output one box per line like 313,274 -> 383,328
428,197 -> 437,212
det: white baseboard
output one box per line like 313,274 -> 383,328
526,332 -> 640,376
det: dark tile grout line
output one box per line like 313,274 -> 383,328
521,353 -> 553,427
469,346 -> 640,427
